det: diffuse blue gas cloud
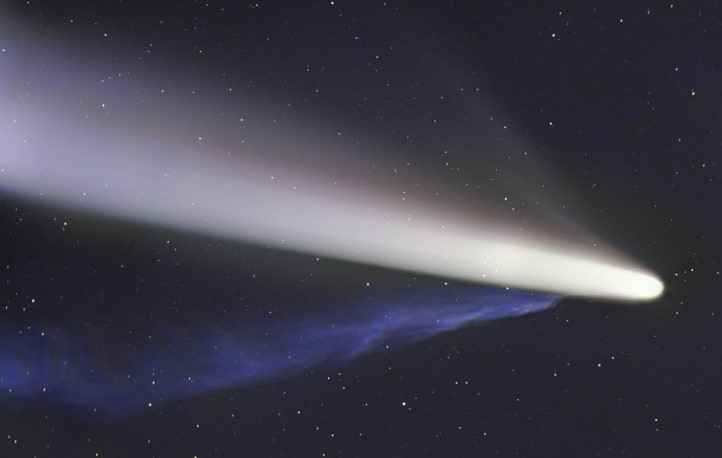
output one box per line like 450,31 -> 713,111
0,289 -> 557,413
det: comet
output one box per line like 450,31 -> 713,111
0,17 -> 663,415
0,120 -> 663,299
0,21 -> 662,302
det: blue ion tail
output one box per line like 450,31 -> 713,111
0,287 -> 557,416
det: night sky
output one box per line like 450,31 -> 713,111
1,1 -> 721,456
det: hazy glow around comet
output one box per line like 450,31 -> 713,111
0,24 -> 663,301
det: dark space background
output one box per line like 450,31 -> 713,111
1,1 -> 721,456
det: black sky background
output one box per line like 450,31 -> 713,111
1,1 -> 721,456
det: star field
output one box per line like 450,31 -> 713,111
1,1 -> 721,456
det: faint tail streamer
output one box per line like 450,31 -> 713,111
0,288 -> 557,415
